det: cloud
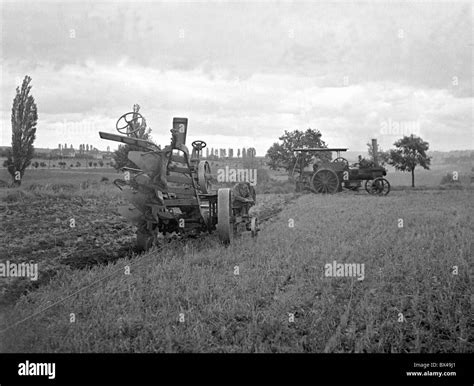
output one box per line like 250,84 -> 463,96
2,60 -> 472,154
3,2 -> 471,89
0,2 -> 472,153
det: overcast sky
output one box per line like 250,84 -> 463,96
0,0 -> 472,154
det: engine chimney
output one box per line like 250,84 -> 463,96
372,138 -> 379,167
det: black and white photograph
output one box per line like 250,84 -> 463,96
0,0 -> 472,384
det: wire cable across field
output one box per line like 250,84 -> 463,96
0,243 -> 168,334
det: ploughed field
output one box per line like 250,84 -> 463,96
1,182 -> 471,353
0,185 -> 135,307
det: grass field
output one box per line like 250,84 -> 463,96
1,182 -> 472,353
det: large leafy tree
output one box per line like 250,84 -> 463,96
6,76 -> 38,186
388,135 -> 431,187
266,128 -> 330,172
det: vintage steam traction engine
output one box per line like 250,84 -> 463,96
292,139 -> 390,195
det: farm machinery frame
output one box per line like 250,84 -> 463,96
99,105 -> 258,250
292,140 -> 390,195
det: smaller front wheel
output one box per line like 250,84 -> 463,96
365,178 -> 390,196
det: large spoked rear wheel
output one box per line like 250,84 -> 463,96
198,160 -> 212,193
365,178 -> 390,196
311,169 -> 340,194
217,188 -> 234,244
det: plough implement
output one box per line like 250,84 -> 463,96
99,105 -> 258,250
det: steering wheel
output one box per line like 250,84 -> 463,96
192,140 -> 207,151
116,112 -> 146,135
